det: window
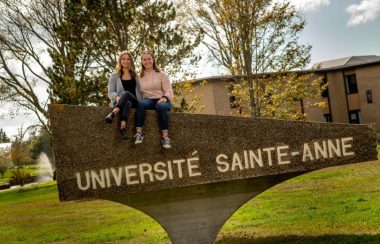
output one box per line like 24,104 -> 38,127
344,74 -> 358,94
366,90 -> 373,103
323,114 -> 332,122
229,95 -> 238,108
228,86 -> 239,108
349,110 -> 360,124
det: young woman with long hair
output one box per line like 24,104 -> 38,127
106,51 -> 142,139
134,51 -> 173,148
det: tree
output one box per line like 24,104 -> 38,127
10,126 -> 32,166
172,79 -> 207,113
82,0 -> 201,76
0,0 -> 202,133
0,0 -> 114,130
0,150 -> 12,177
0,128 -> 10,143
47,1 -> 109,106
0,0 -> 55,132
183,0 -> 324,119
230,72 -> 325,119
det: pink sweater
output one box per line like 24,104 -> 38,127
139,71 -> 173,100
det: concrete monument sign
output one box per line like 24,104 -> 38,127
49,104 -> 378,244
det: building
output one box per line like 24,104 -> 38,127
190,55 -> 380,137
306,56 -> 380,130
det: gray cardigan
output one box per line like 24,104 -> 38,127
107,73 -> 143,107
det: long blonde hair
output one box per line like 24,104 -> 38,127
115,51 -> 136,78
139,50 -> 160,77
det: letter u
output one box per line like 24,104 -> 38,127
76,171 -> 91,190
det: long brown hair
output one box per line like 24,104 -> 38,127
139,50 -> 160,77
115,51 -> 136,78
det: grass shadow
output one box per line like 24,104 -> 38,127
216,234 -> 380,244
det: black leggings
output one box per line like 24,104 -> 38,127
115,91 -> 137,122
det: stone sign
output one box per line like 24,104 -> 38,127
50,104 -> 377,201
49,104 -> 378,243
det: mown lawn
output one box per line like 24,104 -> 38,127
216,159 -> 380,243
1,158 -> 379,243
0,182 -> 169,244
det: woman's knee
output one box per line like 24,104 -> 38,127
137,100 -> 147,110
138,99 -> 152,109
121,91 -> 133,100
125,100 -> 132,108
120,91 -> 128,98
155,102 -> 170,111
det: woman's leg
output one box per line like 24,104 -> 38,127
106,107 -> 119,123
118,92 -> 138,139
155,101 -> 171,132
112,91 -> 137,125
134,98 -> 156,144
155,101 -> 172,148
119,100 -> 132,127
135,98 -> 156,131
120,100 -> 131,139
106,91 -> 134,123
116,91 -> 136,109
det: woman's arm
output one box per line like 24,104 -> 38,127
160,72 -> 173,101
135,76 -> 143,100
108,74 -> 119,101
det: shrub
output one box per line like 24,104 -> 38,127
0,164 -> 7,178
9,167 -> 32,187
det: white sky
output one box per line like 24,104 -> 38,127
1,0 -> 380,139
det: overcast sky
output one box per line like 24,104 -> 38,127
1,0 -> 380,139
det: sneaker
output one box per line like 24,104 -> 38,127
105,112 -> 115,123
134,133 -> 144,144
161,137 -> 171,149
120,128 -> 128,139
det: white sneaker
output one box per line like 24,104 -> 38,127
161,137 -> 171,149
134,133 -> 144,144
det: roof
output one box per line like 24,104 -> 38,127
194,75 -> 237,83
193,55 -> 380,82
312,55 -> 380,71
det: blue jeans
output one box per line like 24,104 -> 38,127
135,98 -> 171,131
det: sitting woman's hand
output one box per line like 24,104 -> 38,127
157,97 -> 167,104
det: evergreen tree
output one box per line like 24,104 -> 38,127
83,0 -> 201,75
0,128 -> 10,143
48,1 -> 108,105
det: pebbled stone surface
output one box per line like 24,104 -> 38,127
49,104 -> 378,201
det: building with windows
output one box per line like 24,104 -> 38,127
190,55 -> 380,137
305,56 -> 380,133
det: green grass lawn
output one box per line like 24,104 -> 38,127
1,158 -> 379,243
0,182 -> 169,244
216,159 -> 380,243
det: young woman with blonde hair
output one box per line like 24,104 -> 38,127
106,51 -> 142,139
134,51 -> 173,148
